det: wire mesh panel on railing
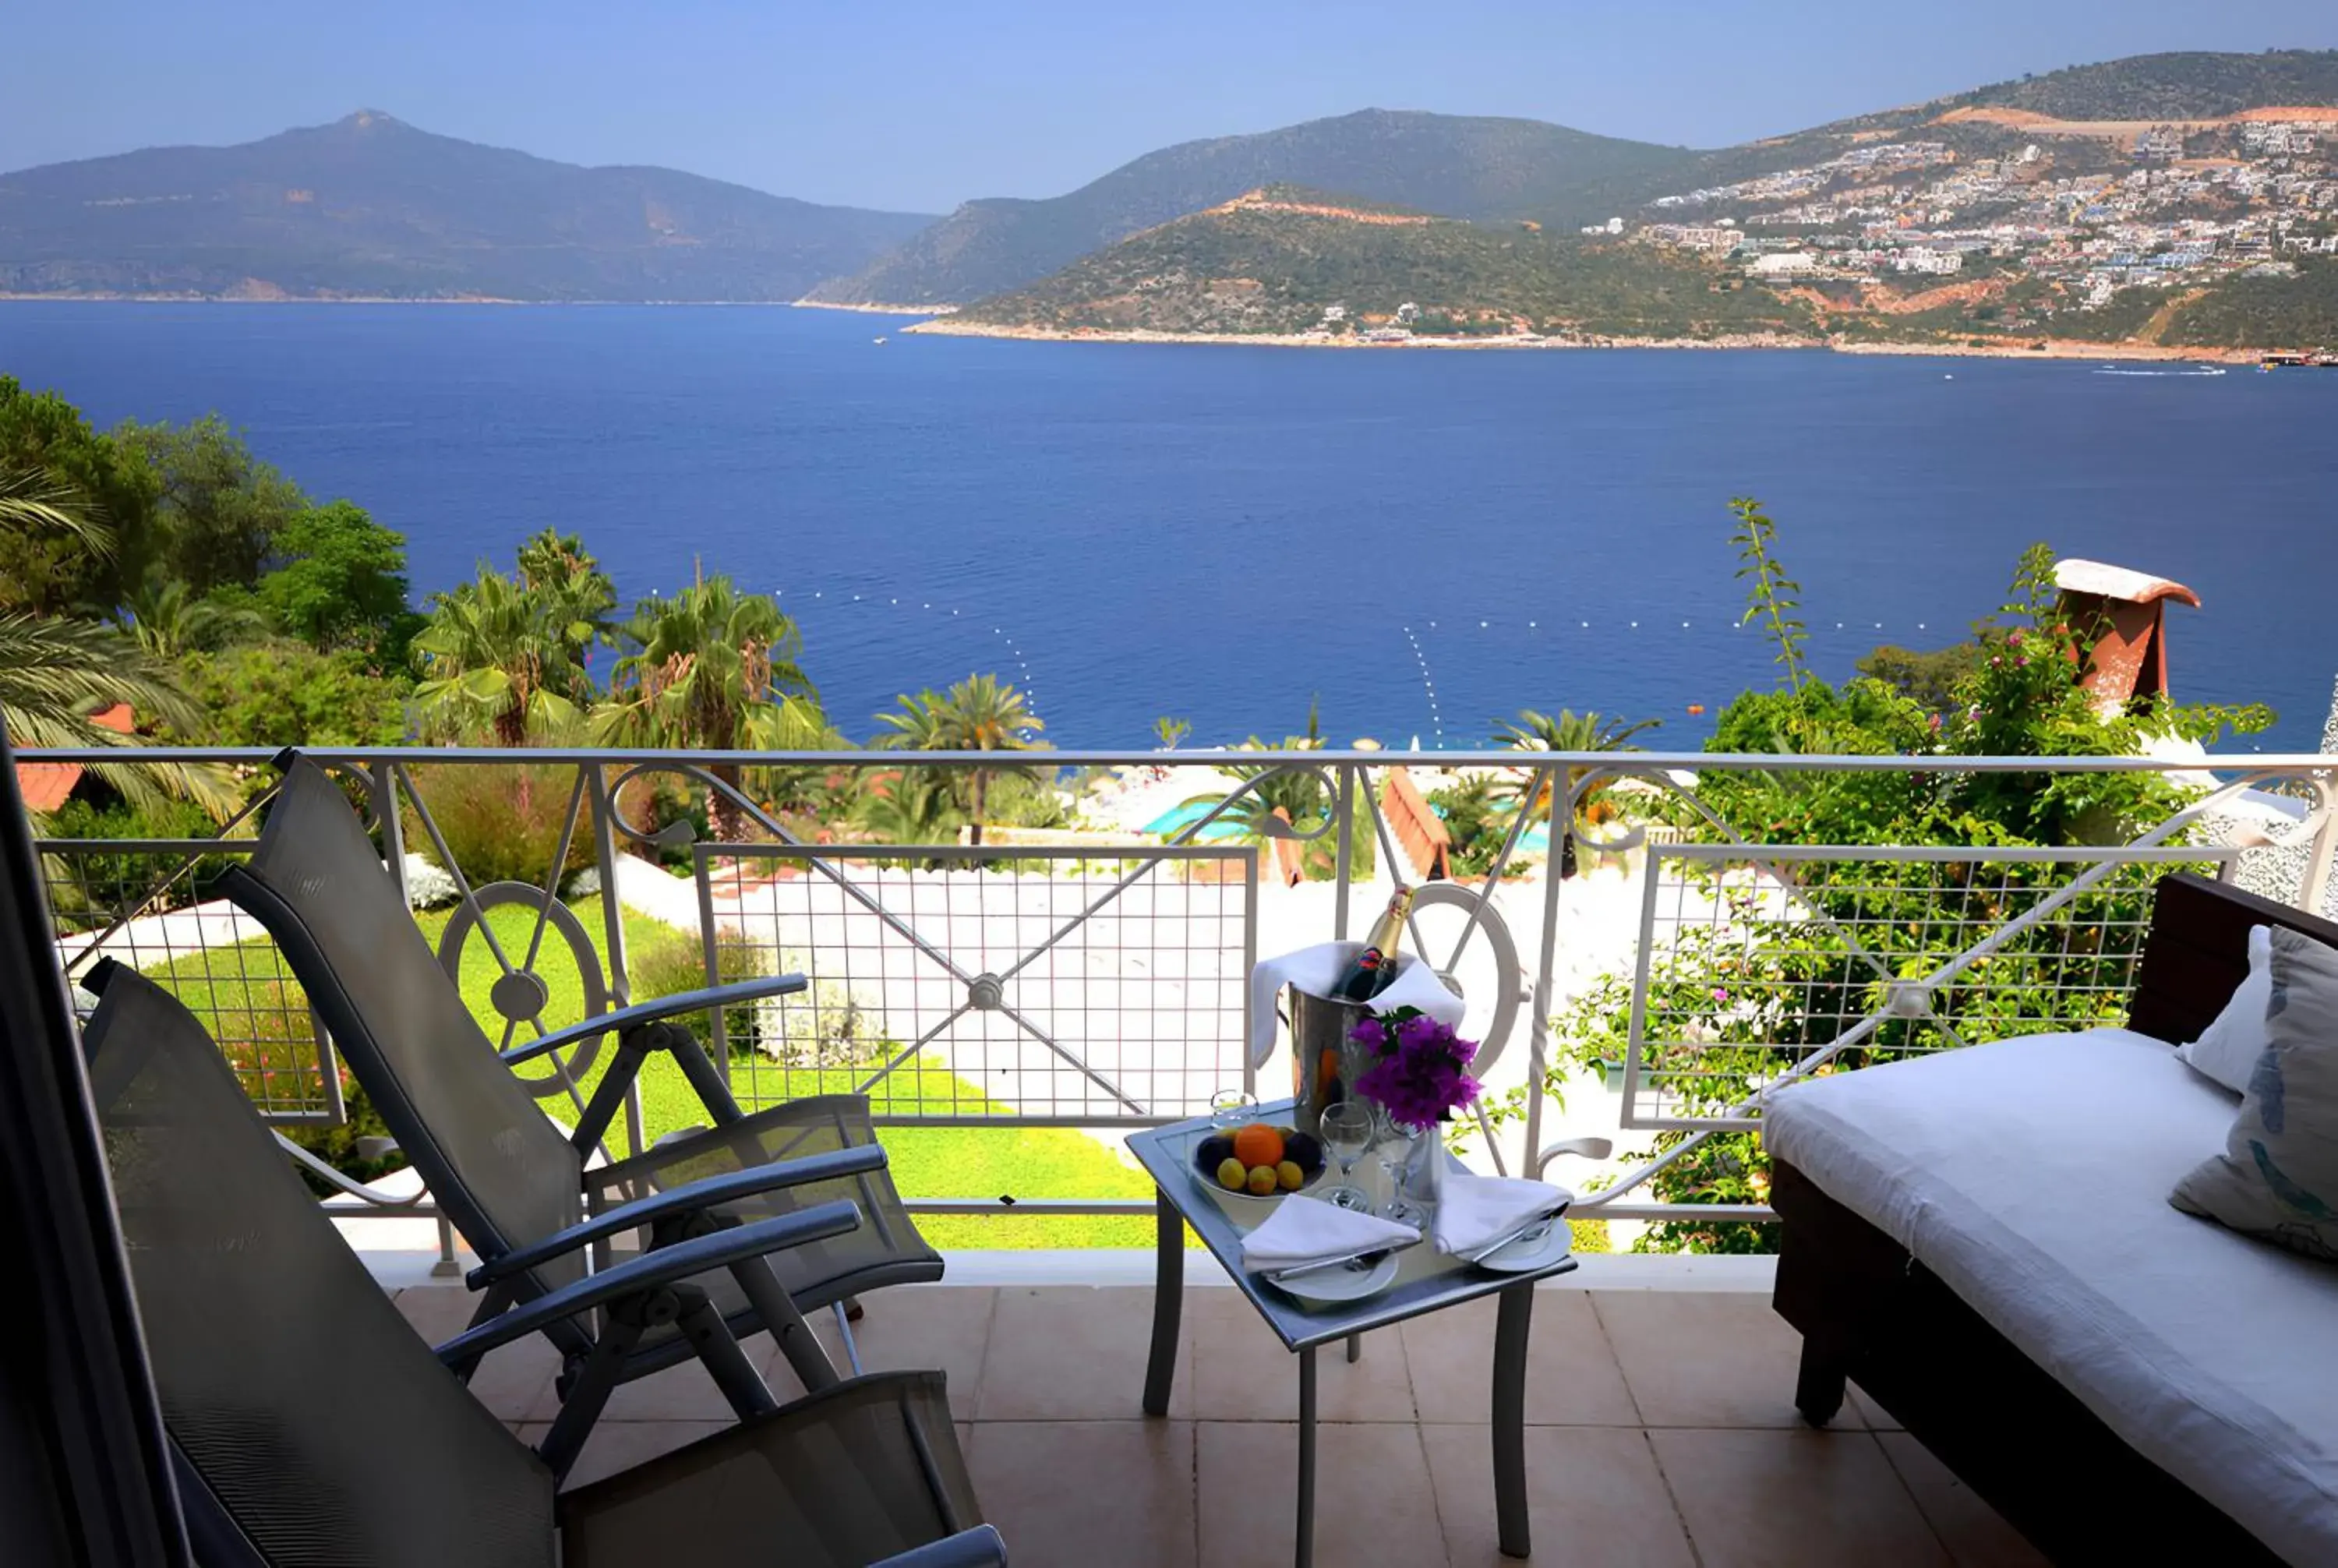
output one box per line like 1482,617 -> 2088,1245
697,843 -> 1256,1125
1620,843 -> 2238,1131
36,838 -> 342,1122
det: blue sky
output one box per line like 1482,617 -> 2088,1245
9,2 -> 2336,212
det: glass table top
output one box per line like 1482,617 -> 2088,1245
1125,1099 -> 1578,1352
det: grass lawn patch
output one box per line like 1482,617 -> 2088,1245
143,896 -> 1159,1248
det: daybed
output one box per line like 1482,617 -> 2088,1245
1765,872 -> 2338,1566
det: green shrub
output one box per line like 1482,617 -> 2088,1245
628,923 -> 774,1056
40,796 -> 238,932
404,762 -> 595,888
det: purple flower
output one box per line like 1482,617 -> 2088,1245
1711,987 -> 1729,1002
1353,1005 -> 1482,1131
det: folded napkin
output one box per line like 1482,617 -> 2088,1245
1239,1193 -> 1418,1273
1247,943 -> 1468,1068
1432,1172 -> 1573,1257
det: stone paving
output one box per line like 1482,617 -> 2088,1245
390,1280 -> 2045,1568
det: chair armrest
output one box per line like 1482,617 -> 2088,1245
501,972 -> 809,1066
465,1142 -> 887,1291
875,1525 -> 1008,1567
434,1199 -> 861,1364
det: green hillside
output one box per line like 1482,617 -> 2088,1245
1958,49 -> 2338,121
946,192 -> 1814,341
806,109 -> 1699,307
0,111 -> 935,302
2166,260 -> 2338,348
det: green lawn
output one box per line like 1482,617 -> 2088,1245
146,896 -> 1160,1248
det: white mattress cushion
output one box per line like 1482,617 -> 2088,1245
1765,1028 -> 2338,1566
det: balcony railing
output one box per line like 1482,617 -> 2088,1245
26,744 -> 2337,1247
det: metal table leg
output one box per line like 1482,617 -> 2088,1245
1143,1186 -> 1184,1417
1296,1344 -> 1317,1568
1493,1281 -> 1534,1558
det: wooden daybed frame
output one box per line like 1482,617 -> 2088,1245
1771,872 -> 2336,1566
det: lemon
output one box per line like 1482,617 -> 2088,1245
1245,1164 -> 1279,1196
1216,1157 -> 1248,1192
1275,1160 -> 1305,1191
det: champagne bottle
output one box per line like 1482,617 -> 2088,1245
1327,887 -> 1414,1002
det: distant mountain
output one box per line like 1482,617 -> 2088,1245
934,186 -> 1814,341
0,111 -> 935,302
1955,48 -> 2338,122
822,51 -> 2338,311
804,109 -> 1698,307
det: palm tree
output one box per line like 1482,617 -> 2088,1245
874,674 -> 1044,846
116,573 -> 264,659
1492,708 -> 1662,877
411,531 -> 616,744
0,613 -> 238,818
853,766 -> 965,849
0,468 -> 115,560
590,572 -> 825,842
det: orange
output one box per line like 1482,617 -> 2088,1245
1231,1123 -> 1284,1170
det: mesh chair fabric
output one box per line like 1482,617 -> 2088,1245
559,1370 -> 979,1567
87,971 -> 556,1568
587,1094 -> 945,1316
238,761 -> 584,1292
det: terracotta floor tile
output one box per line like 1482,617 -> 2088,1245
1198,1421 -> 1447,1568
389,1284 -> 478,1342
1649,1428 -> 1948,1568
1400,1292 -> 1641,1426
1592,1291 -> 1858,1429
966,1421 -> 1195,1568
595,1358 -> 752,1422
462,1335 -> 563,1424
1188,1290 -> 1416,1421
765,1287 -> 998,1411
1877,1432 -> 2050,1567
1421,1424 -> 1696,1567
977,1287 -> 1188,1420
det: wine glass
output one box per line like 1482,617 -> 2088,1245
1318,1101 -> 1375,1212
1376,1110 -> 1429,1228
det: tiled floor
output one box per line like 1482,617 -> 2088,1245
391,1281 -> 2047,1568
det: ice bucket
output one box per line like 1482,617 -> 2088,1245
1287,981 -> 1376,1137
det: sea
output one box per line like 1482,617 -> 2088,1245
4,301 -> 2334,754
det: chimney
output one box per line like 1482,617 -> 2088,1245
2052,559 -> 2201,712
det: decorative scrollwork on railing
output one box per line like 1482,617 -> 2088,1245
601,758 -> 805,852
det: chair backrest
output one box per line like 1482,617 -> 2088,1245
221,759 -> 584,1291
86,966 -> 556,1568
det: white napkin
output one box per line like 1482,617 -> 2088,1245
1247,943 -> 1469,1068
1239,1193 -> 1418,1273
1432,1172 -> 1572,1256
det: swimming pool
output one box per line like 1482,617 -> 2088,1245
1143,799 -> 1247,839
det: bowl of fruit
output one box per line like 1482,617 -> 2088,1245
1192,1121 -> 1326,1220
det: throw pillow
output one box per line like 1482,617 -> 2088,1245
2175,923 -> 2273,1095
2170,927 -> 2338,1262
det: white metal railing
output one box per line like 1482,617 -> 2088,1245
26,744 -> 2338,1235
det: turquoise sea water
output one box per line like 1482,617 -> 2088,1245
4,302 -> 2334,752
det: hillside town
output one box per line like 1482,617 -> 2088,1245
1623,122 -> 2338,315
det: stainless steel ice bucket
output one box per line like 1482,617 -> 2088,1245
1287,983 -> 1372,1138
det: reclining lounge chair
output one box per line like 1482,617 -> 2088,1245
83,959 -> 1001,1566
215,756 -> 944,1471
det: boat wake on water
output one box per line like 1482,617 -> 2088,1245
2093,366 -> 2228,377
